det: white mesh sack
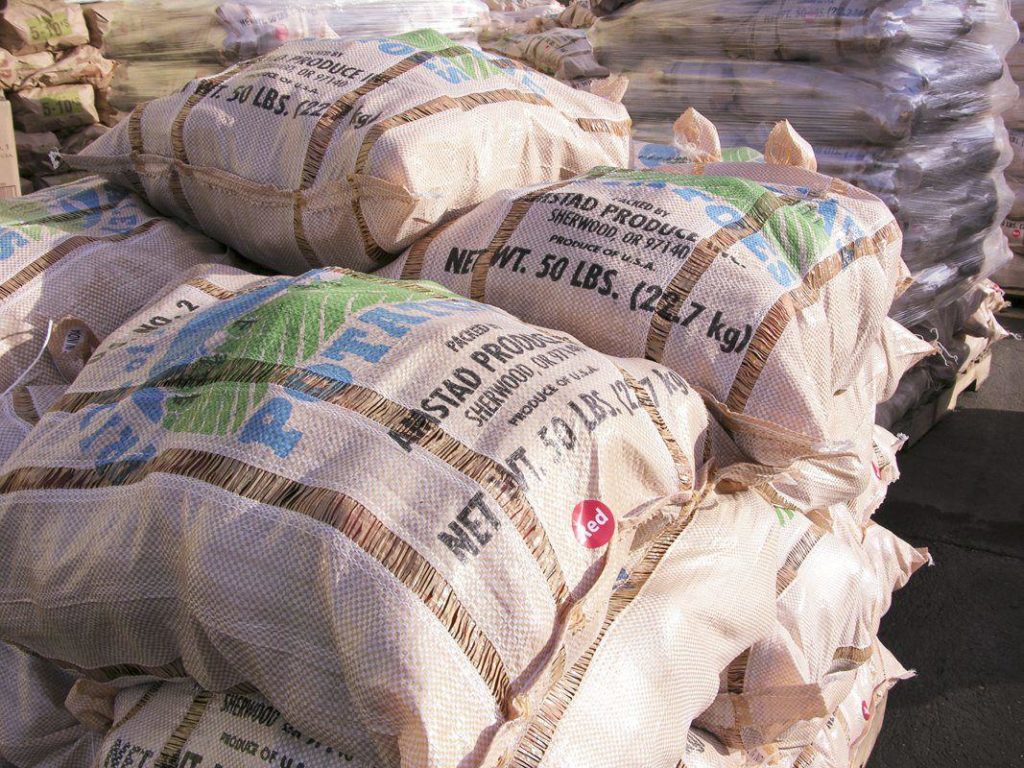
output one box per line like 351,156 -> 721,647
0,269 -> 722,768
0,643 -> 101,768
488,488 -> 778,768
68,30 -> 631,273
777,641 -> 913,768
694,510 -> 927,756
89,681 -> 372,768
84,489 -> 778,768
0,177 -> 241,394
1,263 -> 259,476
763,319 -> 932,520
382,156 -> 909,468
0,385 -> 65,469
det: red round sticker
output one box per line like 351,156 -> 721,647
872,462 -> 882,480
862,701 -> 871,721
572,500 -> 616,549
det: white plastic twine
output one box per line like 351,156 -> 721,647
1,319 -> 54,399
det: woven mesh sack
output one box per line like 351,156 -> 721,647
0,385 -> 65,468
763,319 -> 932,520
0,642 -> 101,768
68,30 -> 631,273
694,510 -> 927,756
487,488 -> 778,768
0,178 -> 241,394
383,160 -> 909,468
0,263 -> 263,469
0,269 -> 722,768
80,489 -> 779,768
779,641 -> 912,768
90,681 -> 371,768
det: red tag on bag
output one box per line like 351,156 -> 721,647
572,500 -> 615,549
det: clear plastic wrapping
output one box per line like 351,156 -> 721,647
593,0 -> 1018,324
95,0 -> 492,106
590,0 -> 1017,66
623,52 -> 1016,148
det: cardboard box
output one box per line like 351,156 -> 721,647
0,98 -> 22,198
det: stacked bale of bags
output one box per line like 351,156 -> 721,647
589,0 -> 1018,330
0,0 -> 121,192
1,32 -> 926,768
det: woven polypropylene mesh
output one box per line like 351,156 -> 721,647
71,33 -> 630,273
0,643 -> 100,768
96,681 -> 375,768
380,164 -> 908,468
0,178 -> 240,392
695,511 -> 927,755
0,269 -> 717,767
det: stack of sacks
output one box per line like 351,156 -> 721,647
630,108 -> 765,170
0,266 -> 783,767
590,0 -> 1019,327
90,0 -> 491,111
0,49 -> 924,768
0,0 -> 120,191
381,117 -> 932,764
1002,1 -> 1024,254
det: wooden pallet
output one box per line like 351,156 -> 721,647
892,350 -> 993,449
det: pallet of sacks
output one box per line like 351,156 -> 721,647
589,0 -> 1018,330
0,0 -> 122,193
0,40 -> 928,768
83,0 -> 492,113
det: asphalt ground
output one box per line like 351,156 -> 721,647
870,307 -> 1024,768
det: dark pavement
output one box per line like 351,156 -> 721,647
871,308 -> 1024,768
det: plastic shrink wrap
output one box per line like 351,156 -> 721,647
592,0 -> 1019,326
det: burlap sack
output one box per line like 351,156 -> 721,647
383,160 -> 909,468
0,0 -> 90,56
11,84 -> 99,133
69,30 -> 631,273
0,177 -> 241,393
91,682 -> 372,768
0,643 -> 101,768
695,511 -> 927,755
16,46 -> 117,91
0,268 -> 718,768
